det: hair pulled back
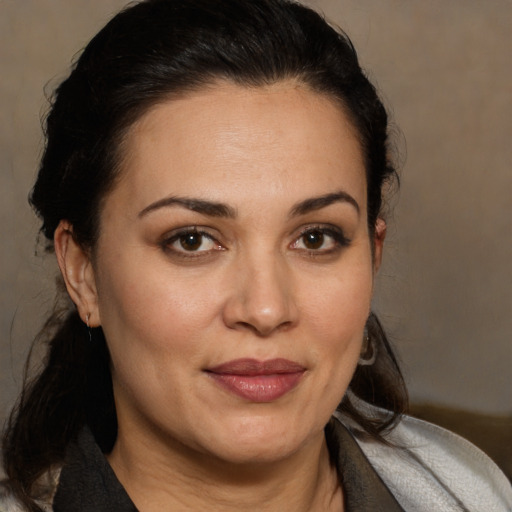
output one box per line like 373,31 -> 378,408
3,1 -> 406,509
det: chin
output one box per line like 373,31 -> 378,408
196,415 -> 320,466
207,438 -> 302,467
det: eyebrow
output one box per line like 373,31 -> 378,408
138,189 -> 359,220
289,191 -> 360,217
138,196 -> 237,219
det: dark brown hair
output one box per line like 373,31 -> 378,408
3,0 -> 406,509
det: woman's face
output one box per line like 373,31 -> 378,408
89,82 -> 380,464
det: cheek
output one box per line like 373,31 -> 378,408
94,250 -> 222,367
302,261 -> 373,335
298,257 -> 373,383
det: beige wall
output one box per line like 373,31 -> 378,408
1,0 -> 511,421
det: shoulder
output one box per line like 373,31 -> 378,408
334,410 -> 512,511
0,486 -> 27,512
0,469 -> 59,512
0,489 -> 54,512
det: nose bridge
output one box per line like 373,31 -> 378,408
224,248 -> 296,336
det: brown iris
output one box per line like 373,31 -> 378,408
303,230 -> 324,250
180,233 -> 203,251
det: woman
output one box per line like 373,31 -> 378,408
1,0 -> 511,510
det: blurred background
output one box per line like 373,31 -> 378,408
1,0 -> 511,474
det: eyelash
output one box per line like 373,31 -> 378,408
160,225 -> 350,259
160,227 -> 222,259
292,225 -> 351,255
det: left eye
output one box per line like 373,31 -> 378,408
165,231 -> 221,253
291,228 -> 347,252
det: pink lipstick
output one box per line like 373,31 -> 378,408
206,358 -> 305,402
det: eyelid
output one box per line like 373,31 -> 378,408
290,224 -> 351,252
160,226 -> 224,256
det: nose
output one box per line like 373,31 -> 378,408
222,253 -> 298,337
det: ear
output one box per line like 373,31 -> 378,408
373,217 -> 387,274
54,220 -> 100,326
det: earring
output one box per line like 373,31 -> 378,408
86,313 -> 92,343
359,325 -> 377,366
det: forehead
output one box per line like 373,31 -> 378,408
112,81 -> 367,214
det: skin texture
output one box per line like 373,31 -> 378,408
55,81 -> 385,511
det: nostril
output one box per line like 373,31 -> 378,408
232,319 -> 294,337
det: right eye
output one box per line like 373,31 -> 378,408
162,228 -> 223,255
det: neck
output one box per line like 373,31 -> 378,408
107,425 -> 343,512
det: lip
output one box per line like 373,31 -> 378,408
205,358 -> 306,402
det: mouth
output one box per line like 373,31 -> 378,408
205,358 -> 306,402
